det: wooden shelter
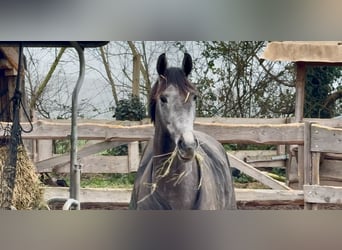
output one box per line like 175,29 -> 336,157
262,41 -> 342,122
262,41 -> 342,202
0,47 -> 27,122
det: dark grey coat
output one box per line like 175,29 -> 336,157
129,131 -> 237,210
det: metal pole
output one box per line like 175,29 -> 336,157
68,42 -> 85,210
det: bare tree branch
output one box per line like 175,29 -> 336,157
99,46 -> 119,105
29,47 -> 66,110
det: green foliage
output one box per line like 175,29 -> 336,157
53,139 -> 87,154
234,172 -> 255,183
195,41 -> 296,118
80,173 -> 136,188
305,66 -> 342,118
112,95 -> 146,156
102,146 -> 128,156
114,95 -> 146,121
271,167 -> 285,177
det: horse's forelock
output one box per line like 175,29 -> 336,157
149,68 -> 197,123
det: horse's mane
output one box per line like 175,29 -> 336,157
149,67 -> 197,123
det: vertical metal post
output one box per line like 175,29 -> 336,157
69,42 -> 85,210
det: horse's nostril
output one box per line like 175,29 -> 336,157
178,136 -> 195,151
178,139 -> 185,150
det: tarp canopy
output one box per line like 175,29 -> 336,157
262,41 -> 342,63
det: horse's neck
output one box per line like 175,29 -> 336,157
152,155 -> 199,209
152,126 -> 200,209
153,125 -> 175,156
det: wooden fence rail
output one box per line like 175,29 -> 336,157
1,118 -> 341,208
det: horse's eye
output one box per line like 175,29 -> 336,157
160,95 -> 168,103
193,95 -> 198,101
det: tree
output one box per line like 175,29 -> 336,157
304,66 -> 342,118
193,41 -> 296,118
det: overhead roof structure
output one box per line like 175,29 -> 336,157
262,41 -> 342,63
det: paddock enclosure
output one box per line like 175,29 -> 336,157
1,41 -> 342,209
1,117 -> 340,209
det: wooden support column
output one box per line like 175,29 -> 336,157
303,121 -> 312,209
128,141 -> 139,172
311,152 -> 321,210
295,62 -> 306,188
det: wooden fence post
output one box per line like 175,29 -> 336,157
128,141 -> 139,172
303,121 -> 312,209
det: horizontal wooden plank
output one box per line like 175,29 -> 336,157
289,118 -> 342,128
38,155 -> 131,174
18,120 -> 155,141
195,122 -> 304,144
42,187 -> 304,204
304,185 -> 342,204
236,189 -> 304,202
4,120 -> 304,144
195,117 -> 287,124
229,150 -> 285,168
36,140 -> 128,172
38,150 -> 284,174
320,159 -> 342,182
229,150 -> 278,159
43,187 -> 132,204
311,124 -> 342,153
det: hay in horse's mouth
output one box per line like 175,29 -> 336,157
155,147 -> 205,189
155,148 -> 178,178
138,148 -> 205,205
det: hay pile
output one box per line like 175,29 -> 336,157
0,145 -> 44,210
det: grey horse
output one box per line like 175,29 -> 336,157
129,53 -> 236,210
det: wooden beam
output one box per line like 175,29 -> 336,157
43,187 -> 132,204
128,141 -> 140,172
295,62 -> 306,122
42,187 -> 304,204
195,122 -> 304,144
311,152 -> 321,210
0,59 -> 12,69
303,122 -> 312,185
1,120 -> 305,144
36,140 -> 128,172
195,117 -> 287,124
294,62 -> 306,191
236,188 -> 303,202
304,185 -> 342,204
303,122 -> 312,209
0,47 -> 19,70
319,159 -> 342,182
227,153 -> 291,190
311,124 -> 342,153
37,155 -> 131,174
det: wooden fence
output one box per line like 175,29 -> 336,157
2,117 -> 342,209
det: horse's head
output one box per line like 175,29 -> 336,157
150,53 -> 198,161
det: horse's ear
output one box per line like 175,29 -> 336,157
182,53 -> 192,76
157,53 -> 167,75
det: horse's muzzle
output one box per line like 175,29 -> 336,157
177,131 -> 198,161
